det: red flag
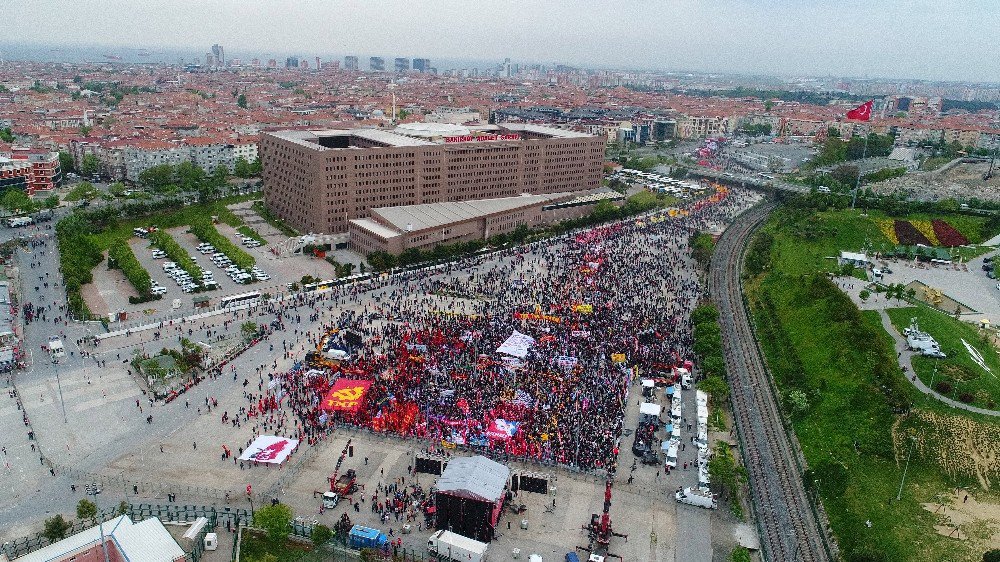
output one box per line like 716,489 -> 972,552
846,100 -> 873,121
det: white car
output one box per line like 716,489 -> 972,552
151,286 -> 167,295
151,250 -> 167,259
256,273 -> 271,281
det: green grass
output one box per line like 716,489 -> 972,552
627,189 -> 679,209
239,530 -> 341,562
920,156 -> 954,171
886,305 -> 1000,407
744,205 -> 999,561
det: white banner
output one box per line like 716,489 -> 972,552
239,435 -> 300,464
496,330 -> 535,358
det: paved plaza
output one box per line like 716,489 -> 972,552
0,195 -> 757,560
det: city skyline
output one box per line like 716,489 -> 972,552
6,0 -> 1000,83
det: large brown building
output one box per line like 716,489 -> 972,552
260,123 -> 605,234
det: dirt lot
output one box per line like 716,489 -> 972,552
872,161 -> 1000,202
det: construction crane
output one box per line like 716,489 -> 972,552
577,479 -> 628,561
318,439 -> 358,509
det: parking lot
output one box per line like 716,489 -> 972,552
875,249 -> 1000,321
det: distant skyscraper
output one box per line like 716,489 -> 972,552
369,57 -> 384,71
315,57 -> 321,70
344,56 -> 359,70
394,58 -> 410,72
286,56 -> 299,69
251,58 -> 260,67
413,58 -> 430,73
300,60 -> 309,70
205,53 -> 216,68
211,44 -> 225,66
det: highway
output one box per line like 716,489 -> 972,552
709,201 -> 834,562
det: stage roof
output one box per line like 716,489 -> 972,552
437,455 -> 510,503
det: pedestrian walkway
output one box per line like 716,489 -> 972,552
833,276 -> 1000,417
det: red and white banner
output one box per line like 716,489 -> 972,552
321,379 -> 372,412
239,435 -> 299,464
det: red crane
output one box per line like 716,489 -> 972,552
578,479 -> 628,560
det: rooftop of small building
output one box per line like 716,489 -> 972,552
268,122 -> 594,150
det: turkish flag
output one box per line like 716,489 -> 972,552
847,100 -> 873,121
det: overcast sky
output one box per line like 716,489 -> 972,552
7,0 -> 999,82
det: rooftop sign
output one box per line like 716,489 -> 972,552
444,134 -> 521,143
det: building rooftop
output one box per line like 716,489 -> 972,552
370,192 -> 575,233
15,516 -> 185,562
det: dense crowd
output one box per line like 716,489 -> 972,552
233,187 -> 760,475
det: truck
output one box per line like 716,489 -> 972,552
331,468 -> 359,496
674,486 -> 717,509
427,530 -> 489,562
47,336 -> 65,361
348,525 -> 388,549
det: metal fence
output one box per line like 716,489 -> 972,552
57,463 -> 236,502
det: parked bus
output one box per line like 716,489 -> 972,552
219,291 -> 261,309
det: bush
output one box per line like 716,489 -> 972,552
56,214 -> 104,317
934,381 -> 953,395
311,523 -> 332,545
189,221 -> 255,270
148,230 -> 202,280
236,225 -> 267,245
959,392 -> 975,403
108,240 -> 153,296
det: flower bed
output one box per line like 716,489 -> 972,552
894,220 -> 932,246
875,218 -> 898,244
931,219 -> 969,247
910,220 -> 940,246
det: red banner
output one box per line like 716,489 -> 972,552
321,379 -> 372,412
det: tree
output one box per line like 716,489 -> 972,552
312,523 -> 333,545
118,501 -> 128,516
42,195 -> 60,209
253,502 -> 293,542
250,158 -> 262,175
139,164 -> 175,191
81,154 -> 100,177
367,251 -> 397,272
241,320 -> 259,342
58,151 -> 75,174
831,165 -> 859,187
42,514 -> 70,542
76,498 -> 97,520
108,182 -> 126,197
698,374 -> 729,403
237,93 -> 248,109
983,549 -> 1000,562
1,189 -> 34,213
234,156 -> 253,178
79,124 -> 92,137
859,289 -> 871,302
65,182 -> 99,202
175,161 -> 206,192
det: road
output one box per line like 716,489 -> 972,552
709,202 -> 834,562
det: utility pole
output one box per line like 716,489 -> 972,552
87,482 -> 110,562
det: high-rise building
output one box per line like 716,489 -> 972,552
211,44 -> 225,66
369,57 -> 385,71
251,58 -> 260,67
205,53 -> 216,68
394,58 -> 410,72
267,59 -> 277,68
413,58 -> 431,73
344,56 -> 359,70
300,60 -> 309,70
286,56 -> 299,69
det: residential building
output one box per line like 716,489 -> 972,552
2,150 -> 61,194
344,56 -> 359,70
261,122 -> 605,234
211,44 -> 225,67
394,58 -> 410,73
285,57 -> 299,69
369,57 -> 385,71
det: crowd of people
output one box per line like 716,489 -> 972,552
225,186 -> 761,477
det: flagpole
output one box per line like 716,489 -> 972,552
851,99 -> 874,210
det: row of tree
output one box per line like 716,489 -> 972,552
811,130 -> 896,168
189,220 -> 256,269
108,240 -> 156,302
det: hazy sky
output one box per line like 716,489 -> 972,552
8,0 -> 1000,82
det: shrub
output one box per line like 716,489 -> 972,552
934,381 -> 953,394
959,392 -> 974,403
108,240 -> 152,296
189,221 -> 255,270
148,230 -> 202,280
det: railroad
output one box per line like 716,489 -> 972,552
709,201 -> 835,562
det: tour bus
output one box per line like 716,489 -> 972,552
219,291 -> 261,309
7,216 -> 33,227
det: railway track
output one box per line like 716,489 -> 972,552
709,202 -> 834,562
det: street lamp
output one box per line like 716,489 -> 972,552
86,482 -> 110,562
